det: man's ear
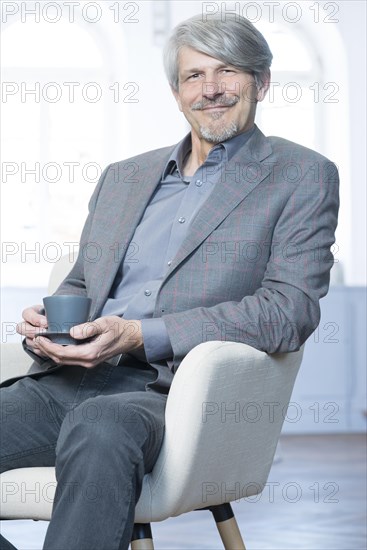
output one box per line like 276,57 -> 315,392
256,70 -> 271,102
171,85 -> 183,112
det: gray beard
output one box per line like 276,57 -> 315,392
199,121 -> 239,143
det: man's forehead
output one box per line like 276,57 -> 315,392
178,46 -> 229,72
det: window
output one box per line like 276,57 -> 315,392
256,21 -> 321,151
2,17 -> 114,286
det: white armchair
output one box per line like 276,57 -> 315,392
0,257 -> 304,549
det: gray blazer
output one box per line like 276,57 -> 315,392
21,126 -> 339,391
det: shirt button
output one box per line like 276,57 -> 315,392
178,217 -> 186,223
195,179 -> 203,187
144,290 -> 152,296
167,260 -> 172,266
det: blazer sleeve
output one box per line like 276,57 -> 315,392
162,160 -> 340,368
53,165 -> 111,297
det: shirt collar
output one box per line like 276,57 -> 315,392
162,124 -> 256,179
162,133 -> 192,180
221,124 -> 256,162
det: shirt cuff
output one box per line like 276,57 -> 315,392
141,318 -> 173,363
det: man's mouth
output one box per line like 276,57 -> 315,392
191,97 -> 239,112
202,105 -> 231,111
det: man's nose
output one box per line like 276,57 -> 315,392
202,75 -> 225,99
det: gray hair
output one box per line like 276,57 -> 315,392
163,14 -> 273,92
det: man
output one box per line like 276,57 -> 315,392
0,13 -> 339,550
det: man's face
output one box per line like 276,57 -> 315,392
172,46 -> 265,144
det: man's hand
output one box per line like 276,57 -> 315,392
30,316 -> 143,368
17,304 -> 49,358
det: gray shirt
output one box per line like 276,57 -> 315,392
101,126 -> 255,362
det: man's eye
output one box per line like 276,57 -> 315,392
188,73 -> 200,80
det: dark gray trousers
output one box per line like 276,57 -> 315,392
0,358 -> 167,550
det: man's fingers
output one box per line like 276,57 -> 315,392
16,321 -> 48,337
16,321 -> 28,336
35,336 -> 98,367
22,305 -> 48,328
34,338 -> 69,365
26,337 -> 48,358
70,321 -> 101,340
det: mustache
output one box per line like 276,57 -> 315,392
191,96 -> 240,111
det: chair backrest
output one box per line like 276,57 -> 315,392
48,252 -> 77,295
135,341 -> 304,520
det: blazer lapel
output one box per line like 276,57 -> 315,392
90,147 -> 175,318
168,127 -> 273,272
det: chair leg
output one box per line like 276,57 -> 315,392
210,503 -> 246,550
130,523 -> 154,550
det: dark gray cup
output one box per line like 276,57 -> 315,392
42,295 -> 92,345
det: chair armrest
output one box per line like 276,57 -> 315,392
135,341 -> 304,521
0,467 -> 56,520
0,343 -> 33,384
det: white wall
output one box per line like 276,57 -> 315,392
333,1 -> 366,285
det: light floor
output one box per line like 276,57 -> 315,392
1,434 -> 366,550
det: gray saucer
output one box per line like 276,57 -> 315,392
39,332 -> 93,346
